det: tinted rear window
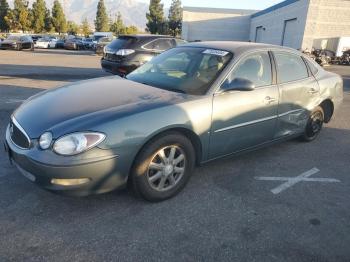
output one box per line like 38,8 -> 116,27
108,37 -> 137,49
274,52 -> 309,83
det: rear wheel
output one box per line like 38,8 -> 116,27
131,132 -> 195,202
301,106 -> 324,142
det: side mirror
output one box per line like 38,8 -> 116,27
222,78 -> 255,92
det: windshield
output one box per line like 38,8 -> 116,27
94,35 -> 105,41
127,47 -> 232,95
99,37 -> 111,43
108,36 -> 136,49
7,35 -> 20,41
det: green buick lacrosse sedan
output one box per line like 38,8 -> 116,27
5,41 -> 343,201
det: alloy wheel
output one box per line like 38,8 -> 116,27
146,145 -> 186,192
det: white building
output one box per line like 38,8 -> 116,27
181,7 -> 257,42
182,0 -> 350,51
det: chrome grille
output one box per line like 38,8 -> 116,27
10,117 -> 31,149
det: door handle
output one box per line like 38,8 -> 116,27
264,96 -> 277,104
308,88 -> 319,94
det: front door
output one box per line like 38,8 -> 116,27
209,51 -> 279,159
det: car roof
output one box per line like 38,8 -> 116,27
181,41 -> 298,55
119,34 -> 175,40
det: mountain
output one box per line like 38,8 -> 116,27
8,0 -> 149,30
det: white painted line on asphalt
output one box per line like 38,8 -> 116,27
255,167 -> 341,194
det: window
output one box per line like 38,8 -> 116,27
274,52 -> 309,83
227,52 -> 272,88
143,39 -> 174,51
108,36 -> 137,49
304,57 -> 319,75
127,47 -> 232,95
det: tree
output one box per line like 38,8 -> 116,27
13,0 -> 31,32
146,0 -> 164,34
0,0 -> 10,32
110,12 -> 125,35
125,25 -> 138,35
4,9 -> 19,31
81,18 -> 90,37
95,0 -> 109,32
168,0 -> 182,36
44,8 -> 52,32
67,20 -> 79,35
52,0 -> 66,34
31,0 -> 46,33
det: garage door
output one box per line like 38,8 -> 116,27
255,26 -> 263,43
282,18 -> 298,49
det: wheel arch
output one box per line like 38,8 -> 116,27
319,99 -> 334,123
132,126 -> 203,170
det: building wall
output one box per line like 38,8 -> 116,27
182,7 -> 255,42
303,0 -> 350,50
249,0 -> 310,49
182,0 -> 350,51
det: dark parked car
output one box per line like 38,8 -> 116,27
30,35 -> 42,44
0,35 -> 34,51
83,38 -> 95,49
101,35 -> 187,76
64,38 -> 85,50
95,36 -> 113,55
55,39 -> 65,49
5,42 -> 343,201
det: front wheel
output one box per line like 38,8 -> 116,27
131,132 -> 195,202
301,106 -> 324,142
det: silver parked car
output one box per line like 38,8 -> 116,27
5,42 -> 343,201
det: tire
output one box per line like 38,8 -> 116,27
301,106 -> 324,142
130,132 -> 195,202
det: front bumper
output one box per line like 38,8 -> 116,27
5,126 -> 127,196
101,58 -> 137,76
0,44 -> 17,50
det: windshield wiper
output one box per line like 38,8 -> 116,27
166,88 -> 186,94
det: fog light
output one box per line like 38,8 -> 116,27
39,132 -> 52,149
51,178 -> 90,186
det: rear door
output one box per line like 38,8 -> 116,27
272,51 -> 320,138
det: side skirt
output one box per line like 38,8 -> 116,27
200,133 -> 303,165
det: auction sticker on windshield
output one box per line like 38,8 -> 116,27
203,49 -> 229,56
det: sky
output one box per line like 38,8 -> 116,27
139,0 -> 284,10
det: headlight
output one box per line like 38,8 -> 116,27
53,132 -> 105,156
39,132 -> 53,149
116,49 -> 135,56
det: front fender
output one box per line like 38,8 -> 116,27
97,96 -> 213,163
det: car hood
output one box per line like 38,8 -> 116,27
13,76 -> 190,138
2,39 -> 17,44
